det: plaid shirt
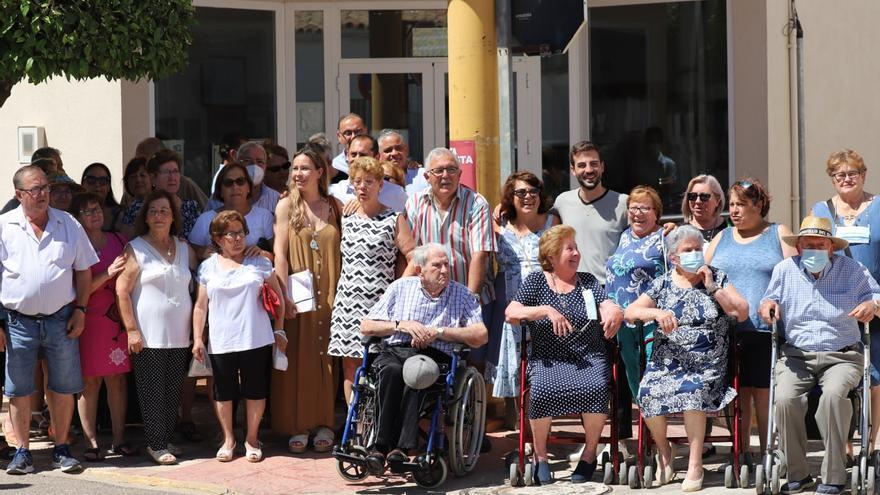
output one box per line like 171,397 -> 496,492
365,277 -> 484,355
404,185 -> 495,304
762,255 -> 880,352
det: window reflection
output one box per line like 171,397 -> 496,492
341,10 -> 447,58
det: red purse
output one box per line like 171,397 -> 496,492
261,283 -> 281,320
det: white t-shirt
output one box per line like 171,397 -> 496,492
197,254 -> 275,354
0,207 -> 99,315
129,237 -> 193,349
329,179 -> 408,213
188,207 -> 275,248
332,152 -> 348,174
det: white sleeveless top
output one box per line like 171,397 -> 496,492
129,236 -> 192,348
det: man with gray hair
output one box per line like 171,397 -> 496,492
377,129 -> 420,186
206,141 -> 280,213
360,243 -> 488,472
1,165 -> 98,474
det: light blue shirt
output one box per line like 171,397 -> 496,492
761,255 -> 880,352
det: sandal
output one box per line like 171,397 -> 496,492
176,421 -> 203,442
288,434 -> 308,454
216,442 -> 236,462
245,441 -> 263,463
166,443 -> 183,456
110,442 -> 139,457
146,446 -> 177,465
312,426 -> 334,453
84,447 -> 104,462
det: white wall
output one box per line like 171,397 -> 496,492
0,78 -> 124,205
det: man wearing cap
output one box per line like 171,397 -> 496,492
360,243 -> 488,473
760,215 -> 880,495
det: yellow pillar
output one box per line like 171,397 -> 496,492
448,0 -> 500,206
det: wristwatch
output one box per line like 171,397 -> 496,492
393,320 -> 400,331
436,327 -> 446,337
74,305 -> 88,314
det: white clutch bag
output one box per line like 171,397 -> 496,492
287,269 -> 316,313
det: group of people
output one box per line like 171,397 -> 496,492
0,115 -> 876,495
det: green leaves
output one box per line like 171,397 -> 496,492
0,0 -> 195,103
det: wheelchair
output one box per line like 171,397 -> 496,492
332,337 -> 487,489
758,313 -> 876,495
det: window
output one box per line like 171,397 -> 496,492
295,11 -> 325,147
154,7 -> 277,192
341,10 -> 447,59
589,0 -> 728,216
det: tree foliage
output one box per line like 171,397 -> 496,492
0,0 -> 195,106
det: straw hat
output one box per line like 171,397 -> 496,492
782,215 -> 849,250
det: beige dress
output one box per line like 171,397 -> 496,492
271,202 -> 341,435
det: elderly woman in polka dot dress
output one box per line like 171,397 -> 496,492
505,225 -> 624,484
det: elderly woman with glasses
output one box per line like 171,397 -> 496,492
705,178 -> 796,460
80,163 -> 120,232
811,149 -> 880,451
505,225 -> 623,484
263,143 -> 291,194
626,225 -> 748,491
605,186 -> 667,401
678,175 -> 730,245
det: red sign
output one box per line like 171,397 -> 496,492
449,139 -> 477,189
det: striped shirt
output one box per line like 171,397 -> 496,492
365,277 -> 484,355
404,185 -> 495,304
762,255 -> 880,352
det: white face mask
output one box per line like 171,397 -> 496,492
247,164 -> 264,185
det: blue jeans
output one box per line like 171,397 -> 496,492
4,304 -> 84,397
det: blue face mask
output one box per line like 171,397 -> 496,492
678,250 -> 705,273
801,249 -> 830,273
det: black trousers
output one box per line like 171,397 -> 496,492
131,347 -> 190,450
372,346 -> 451,453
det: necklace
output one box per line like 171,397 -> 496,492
147,235 -> 173,258
550,273 -> 573,310
836,192 -> 869,222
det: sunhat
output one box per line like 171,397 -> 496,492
782,215 -> 849,250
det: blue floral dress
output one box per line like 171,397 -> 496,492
605,227 -> 666,397
492,216 -> 554,398
637,267 -> 737,417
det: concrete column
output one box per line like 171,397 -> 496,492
448,0 -> 501,205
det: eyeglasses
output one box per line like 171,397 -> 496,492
735,180 -> 753,189
49,187 -> 72,197
156,169 -> 180,177
83,175 -> 111,186
427,166 -> 460,177
352,178 -> 378,188
513,187 -> 541,199
687,192 -> 713,202
17,184 -> 50,197
267,161 -> 291,173
147,208 -> 172,217
222,177 -> 248,188
627,206 -> 653,214
79,207 -> 103,217
222,230 -> 247,241
832,170 -> 862,182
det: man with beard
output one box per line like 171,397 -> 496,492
552,140 -> 631,459
553,141 -> 628,285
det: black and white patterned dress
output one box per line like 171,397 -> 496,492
329,208 -> 400,357
515,271 -> 611,419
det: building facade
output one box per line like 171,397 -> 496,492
1,0 -> 878,229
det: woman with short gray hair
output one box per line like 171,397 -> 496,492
625,225 -> 748,490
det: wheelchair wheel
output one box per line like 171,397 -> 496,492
413,455 -> 448,489
619,460 -> 628,485
603,462 -> 614,484
740,463 -> 750,488
643,465 -> 654,489
770,464 -> 780,495
867,466 -> 875,495
852,464 -> 860,495
448,366 -> 487,476
354,389 -> 378,448
754,464 -> 765,495
724,464 -> 735,488
508,462 -> 519,487
336,446 -> 370,481
523,462 -> 534,486
628,464 -> 639,489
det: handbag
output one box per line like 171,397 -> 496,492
261,282 -> 281,320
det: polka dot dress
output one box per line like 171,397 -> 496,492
515,271 -> 611,419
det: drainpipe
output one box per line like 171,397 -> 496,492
787,0 -> 804,226
795,5 -> 806,221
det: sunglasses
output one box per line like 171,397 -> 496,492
222,177 -> 248,188
513,187 -> 541,199
687,192 -> 712,202
267,161 -> 291,173
83,175 -> 111,186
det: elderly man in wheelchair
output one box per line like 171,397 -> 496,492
333,243 -> 489,488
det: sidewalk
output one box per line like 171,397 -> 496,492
3,392 -> 836,494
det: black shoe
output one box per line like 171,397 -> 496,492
815,484 -> 844,495
701,445 -> 717,459
365,450 -> 386,475
480,434 -> 492,454
570,460 -> 596,483
780,476 -> 816,494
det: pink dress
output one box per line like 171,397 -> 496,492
80,232 -> 131,377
